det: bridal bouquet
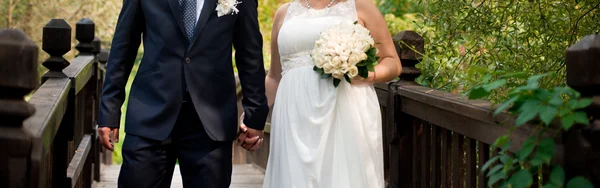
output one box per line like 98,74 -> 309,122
311,21 -> 379,87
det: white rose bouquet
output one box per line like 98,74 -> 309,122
311,21 -> 379,87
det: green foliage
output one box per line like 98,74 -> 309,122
415,0 -> 600,98
376,0 -> 424,16
470,73 -> 594,187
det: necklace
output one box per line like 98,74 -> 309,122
304,0 -> 336,9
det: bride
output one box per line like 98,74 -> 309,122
260,0 -> 402,187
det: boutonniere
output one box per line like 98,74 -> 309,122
216,0 -> 241,17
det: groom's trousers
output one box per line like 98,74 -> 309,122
117,94 -> 233,188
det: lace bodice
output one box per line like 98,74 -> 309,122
278,0 -> 358,75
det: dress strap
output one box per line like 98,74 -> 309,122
283,1 -> 302,23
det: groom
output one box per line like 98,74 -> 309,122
97,0 -> 269,187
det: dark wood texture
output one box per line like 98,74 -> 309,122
0,29 -> 38,188
565,34 -> 600,185
478,142 -> 490,188
0,18 -> 107,188
66,134 -> 92,188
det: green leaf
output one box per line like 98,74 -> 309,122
481,156 -> 500,171
527,73 -> 548,87
543,184 -> 560,188
530,158 -> 545,167
494,96 -> 519,116
540,106 -> 558,126
574,111 -> 589,125
508,170 -> 533,188
549,95 -> 563,106
500,155 -> 511,164
344,74 -> 351,83
357,61 -> 368,67
367,64 -> 375,72
533,138 -> 556,165
493,135 -> 510,148
358,67 -> 369,78
483,79 -> 507,91
574,98 -> 593,109
558,107 -> 571,116
469,87 -> 490,99
566,177 -> 594,188
482,74 -> 493,83
333,78 -> 341,88
487,164 -> 504,177
488,172 -> 506,187
313,66 -> 324,74
503,157 -> 515,173
515,100 -> 542,126
566,99 -> 578,109
321,73 -> 331,79
536,89 -> 552,101
516,136 -> 537,161
550,166 -> 565,186
500,71 -> 527,79
562,113 -> 576,130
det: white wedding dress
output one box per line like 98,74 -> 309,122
262,1 -> 384,187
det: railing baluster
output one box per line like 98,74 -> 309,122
452,133 -> 463,188
92,36 -> 102,182
421,122 -> 431,188
466,138 -> 476,188
412,119 -> 421,187
478,142 -> 490,188
441,129 -> 450,188
431,126 -> 441,187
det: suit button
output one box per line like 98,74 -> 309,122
185,58 -> 191,64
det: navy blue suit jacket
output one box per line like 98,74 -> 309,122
98,0 -> 269,141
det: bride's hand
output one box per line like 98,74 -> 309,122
237,113 -> 265,151
351,71 -> 375,85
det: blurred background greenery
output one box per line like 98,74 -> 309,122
3,0 -> 598,164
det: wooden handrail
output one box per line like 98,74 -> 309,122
0,18 -> 107,188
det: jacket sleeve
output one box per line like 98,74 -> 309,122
232,0 -> 269,130
98,0 -> 145,128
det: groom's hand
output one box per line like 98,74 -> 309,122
237,123 -> 264,151
99,127 -> 119,151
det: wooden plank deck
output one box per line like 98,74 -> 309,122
93,164 -> 265,188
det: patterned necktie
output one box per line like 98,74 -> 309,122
180,0 -> 197,40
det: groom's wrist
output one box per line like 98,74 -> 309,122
242,118 -> 266,131
98,124 -> 119,129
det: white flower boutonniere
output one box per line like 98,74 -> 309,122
216,0 -> 241,17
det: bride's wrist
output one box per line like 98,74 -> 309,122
369,71 -> 377,83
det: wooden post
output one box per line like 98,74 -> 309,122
40,18 -> 73,188
0,29 -> 38,188
98,49 -> 109,69
41,19 -> 71,80
91,36 -> 103,181
386,30 -> 424,188
75,18 -> 95,55
565,34 -> 600,186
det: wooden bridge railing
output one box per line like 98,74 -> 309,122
380,32 -> 600,188
0,18 -> 111,188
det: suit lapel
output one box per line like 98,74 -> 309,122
168,0 -> 187,38
189,0 -> 217,49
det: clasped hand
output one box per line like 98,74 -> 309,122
237,113 -> 264,151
